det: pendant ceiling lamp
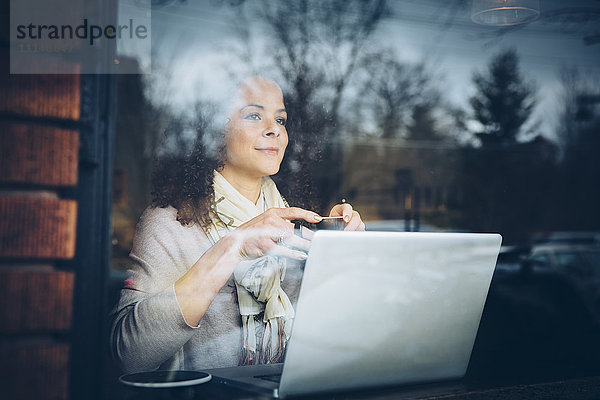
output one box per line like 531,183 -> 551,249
471,0 -> 540,26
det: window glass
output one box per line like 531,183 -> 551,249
110,0 -> 600,388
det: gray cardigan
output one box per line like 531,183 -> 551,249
110,206 -> 303,374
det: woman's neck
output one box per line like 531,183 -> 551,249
219,166 -> 262,204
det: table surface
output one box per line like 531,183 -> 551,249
116,374 -> 600,400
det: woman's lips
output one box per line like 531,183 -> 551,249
255,147 -> 279,155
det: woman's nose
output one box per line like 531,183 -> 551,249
264,120 -> 281,137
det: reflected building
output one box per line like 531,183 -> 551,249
341,134 -> 559,238
341,137 -> 463,228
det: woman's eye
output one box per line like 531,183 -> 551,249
245,113 -> 261,121
276,118 -> 286,126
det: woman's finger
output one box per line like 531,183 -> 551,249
233,226 -> 284,241
344,211 -> 364,231
329,203 -> 353,222
341,204 -> 353,223
276,207 -> 322,223
267,245 -> 308,261
283,233 -> 311,252
293,223 -> 315,241
328,204 -> 342,217
300,226 -> 315,240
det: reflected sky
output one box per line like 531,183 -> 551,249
147,0 -> 600,140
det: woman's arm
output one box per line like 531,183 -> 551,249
110,207 -> 219,373
173,235 -> 241,327
110,206 -> 320,373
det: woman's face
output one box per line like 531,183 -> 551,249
224,78 -> 288,179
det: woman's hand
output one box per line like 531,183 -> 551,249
328,203 -> 365,231
231,207 -> 322,261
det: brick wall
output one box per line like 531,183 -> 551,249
0,71 -> 81,400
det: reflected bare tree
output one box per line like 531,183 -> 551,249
251,0 -> 388,126
352,48 -> 459,143
355,49 -> 439,139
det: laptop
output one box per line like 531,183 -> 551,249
206,231 -> 502,398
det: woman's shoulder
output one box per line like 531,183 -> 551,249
135,205 -> 208,243
138,205 -> 179,226
132,205 -> 212,265
135,206 -> 176,235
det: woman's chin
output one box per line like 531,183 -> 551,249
255,159 -> 284,176
260,164 -> 282,177
264,168 -> 281,176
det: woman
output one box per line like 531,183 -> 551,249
111,76 -> 365,374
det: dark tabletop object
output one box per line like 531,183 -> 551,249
115,375 -> 600,400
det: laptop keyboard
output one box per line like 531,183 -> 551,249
254,374 -> 282,383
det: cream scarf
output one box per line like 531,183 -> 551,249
204,170 -> 294,365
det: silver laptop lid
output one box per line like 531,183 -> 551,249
279,231 -> 501,398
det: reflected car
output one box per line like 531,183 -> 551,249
526,244 -> 600,278
532,231 -> 600,246
525,244 -> 600,322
